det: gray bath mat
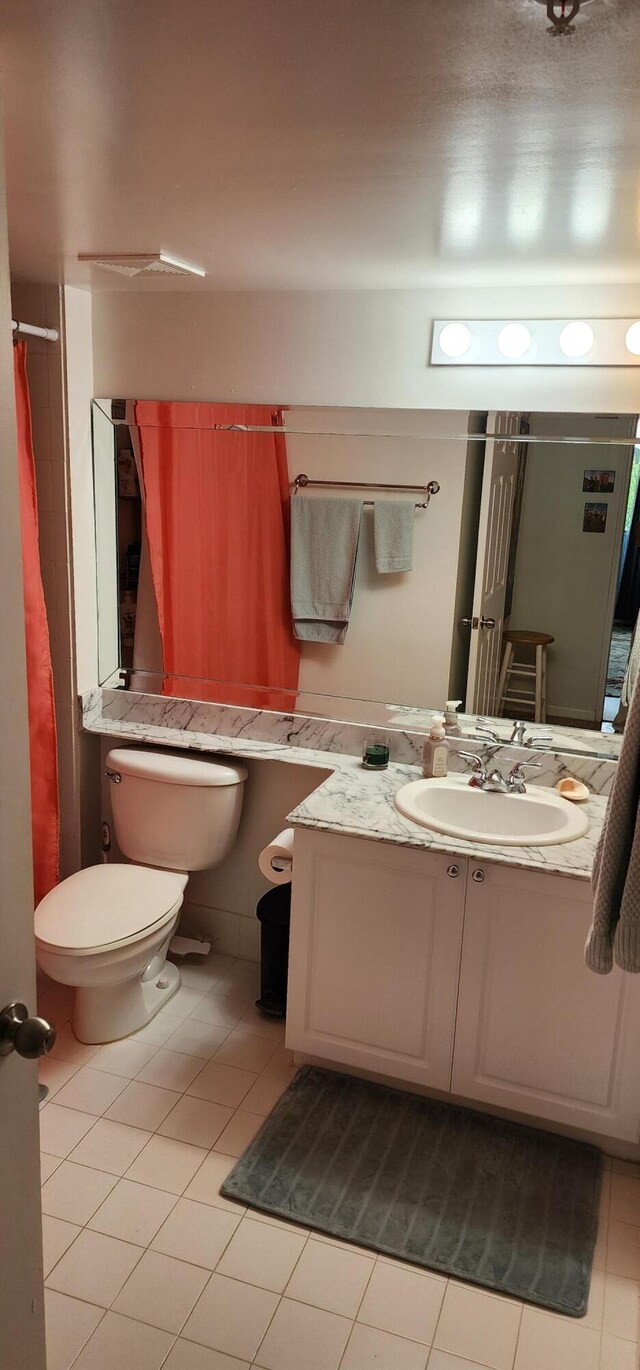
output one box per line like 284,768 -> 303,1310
221,1066 -> 602,1316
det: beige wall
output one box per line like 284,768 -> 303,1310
92,284 -> 640,413
509,413 -> 637,722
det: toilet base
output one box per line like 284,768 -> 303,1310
73,960 -> 181,1044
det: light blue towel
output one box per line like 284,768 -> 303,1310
374,501 -> 415,573
290,496 -> 363,644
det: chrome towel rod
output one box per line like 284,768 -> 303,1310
293,473 -> 440,509
12,319 -> 59,342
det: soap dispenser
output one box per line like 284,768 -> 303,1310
443,700 -> 463,736
422,714 -> 450,779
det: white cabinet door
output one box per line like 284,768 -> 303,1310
287,831 -> 466,1091
452,862 -> 640,1141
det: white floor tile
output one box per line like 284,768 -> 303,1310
152,1196 -> 241,1269
216,1216 -> 306,1292
105,1079 -> 182,1130
189,992 -> 249,1030
342,1323 -> 429,1370
39,1103 -> 96,1157
52,1066 -> 129,1116
137,1048 -> 205,1092
358,1261 -> 446,1346
41,1161 -> 118,1224
112,1248 -> 210,1332
603,1271 -> 640,1341
45,1227 -> 142,1306
92,1038 -> 158,1078
215,962 -> 260,997
213,1110 -> 264,1157
239,1070 -> 293,1117
214,1030 -> 279,1073
237,1005 -> 285,1039
71,1310 -> 173,1370
184,1150 -> 247,1216
182,1271 -> 279,1360
164,1018 -> 230,1060
132,1011 -> 185,1046
254,1297 -> 351,1370
88,1178 -> 178,1246
428,1353 -> 495,1370
39,1056 -> 80,1098
158,1095 -> 234,1149
607,1221 -> 640,1280
41,1151 -> 62,1183
48,1022 -> 101,1067
44,1289 -> 104,1370
170,985 -> 210,1017
125,1134 -> 208,1194
599,1333 -> 640,1369
610,1173 -> 640,1226
186,1060 -> 258,1108
514,1306 -> 601,1370
163,1341 -> 250,1370
433,1283 -> 521,1370
176,953 -> 235,991
42,1215 -> 82,1277
68,1118 -> 152,1175
285,1238 -> 374,1317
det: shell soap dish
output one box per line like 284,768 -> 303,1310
555,777 -> 589,803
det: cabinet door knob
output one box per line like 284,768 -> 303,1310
446,864 -> 460,878
471,869 -> 485,883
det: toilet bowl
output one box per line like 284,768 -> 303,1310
35,747 -> 247,1043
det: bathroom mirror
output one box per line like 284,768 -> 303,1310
92,400 -> 640,759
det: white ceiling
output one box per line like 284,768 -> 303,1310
1,0 -> 639,290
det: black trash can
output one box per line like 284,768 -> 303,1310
255,884 -> 291,1018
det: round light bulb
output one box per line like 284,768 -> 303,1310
625,322 -> 640,356
497,324 -> 532,359
559,321 -> 594,359
438,322 -> 472,359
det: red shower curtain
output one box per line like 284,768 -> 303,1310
135,401 -> 299,709
14,343 -> 59,905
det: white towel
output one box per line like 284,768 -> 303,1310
374,501 -> 415,573
290,496 -> 363,644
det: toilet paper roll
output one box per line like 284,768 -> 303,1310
258,828 -> 294,885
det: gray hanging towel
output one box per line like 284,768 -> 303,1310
290,496 -> 363,644
373,501 -> 415,573
586,672 -> 640,973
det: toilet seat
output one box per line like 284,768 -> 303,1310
35,864 -> 188,956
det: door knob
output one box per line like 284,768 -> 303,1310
0,1002 -> 56,1059
471,869 -> 486,884
460,617 -> 477,629
446,865 -> 460,878
479,617 -> 496,630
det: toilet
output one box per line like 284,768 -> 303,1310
35,747 -> 247,1043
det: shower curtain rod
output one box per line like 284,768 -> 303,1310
12,319 -> 59,342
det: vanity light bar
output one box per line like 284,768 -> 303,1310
431,319 -> 640,366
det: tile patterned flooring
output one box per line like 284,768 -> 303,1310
38,954 -> 640,1370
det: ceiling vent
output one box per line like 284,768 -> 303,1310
78,251 -> 205,278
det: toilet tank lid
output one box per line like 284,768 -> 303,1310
105,747 -> 248,787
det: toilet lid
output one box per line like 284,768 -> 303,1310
34,865 -> 188,953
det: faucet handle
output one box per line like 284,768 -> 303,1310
508,759 -> 542,793
524,734 -> 553,749
458,751 -> 487,787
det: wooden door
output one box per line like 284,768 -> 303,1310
452,861 -> 640,1141
287,831 -> 466,1092
466,412 -> 528,716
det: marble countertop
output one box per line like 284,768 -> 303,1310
287,761 -> 606,881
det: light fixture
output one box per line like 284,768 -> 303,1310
625,322 -> 640,356
559,321 -> 594,358
534,0 -> 593,38
78,251 -> 206,278
438,322 -> 472,359
498,324 -> 532,359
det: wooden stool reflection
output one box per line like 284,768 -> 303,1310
497,630 -> 555,724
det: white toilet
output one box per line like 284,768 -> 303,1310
35,747 -> 247,1043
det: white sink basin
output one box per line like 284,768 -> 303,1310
394,775 -> 590,847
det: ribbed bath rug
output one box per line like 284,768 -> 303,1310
221,1066 -> 602,1316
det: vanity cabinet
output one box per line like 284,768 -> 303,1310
452,862 -> 640,1141
286,831 -> 465,1091
287,831 -> 640,1142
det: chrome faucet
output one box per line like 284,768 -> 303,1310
509,719 -> 553,749
473,718 -> 502,744
459,752 -> 542,794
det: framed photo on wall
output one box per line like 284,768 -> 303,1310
583,502 -> 608,533
583,469 -> 615,493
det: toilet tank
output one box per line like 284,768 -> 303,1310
105,747 -> 247,871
